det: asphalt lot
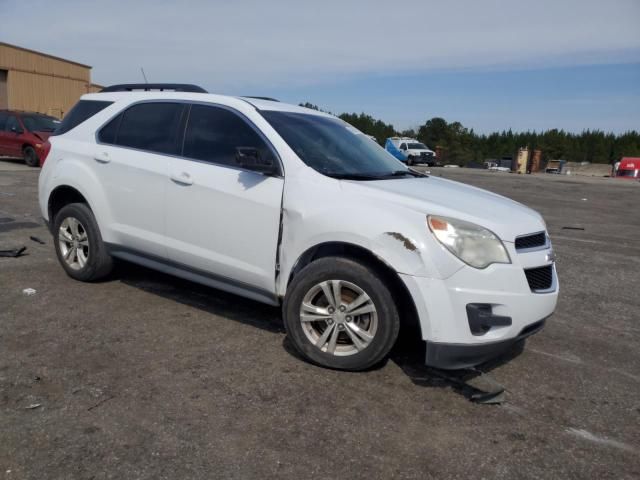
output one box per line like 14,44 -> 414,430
1,159 -> 639,479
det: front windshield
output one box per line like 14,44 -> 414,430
22,115 -> 60,132
261,111 -> 411,178
408,142 -> 428,150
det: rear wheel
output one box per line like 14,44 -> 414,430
53,203 -> 113,281
23,146 -> 39,167
283,257 -> 400,371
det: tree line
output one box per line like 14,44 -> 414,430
299,102 -> 640,165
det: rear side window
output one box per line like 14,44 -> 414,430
100,102 -> 185,155
0,112 -> 8,130
183,104 -> 274,167
53,100 -> 113,135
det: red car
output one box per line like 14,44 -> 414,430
0,110 -> 59,167
616,157 -> 640,179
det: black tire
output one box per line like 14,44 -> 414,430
53,203 -> 113,281
23,146 -> 39,167
406,156 -> 414,166
283,256 -> 400,371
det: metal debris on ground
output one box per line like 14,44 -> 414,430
22,288 -> 37,296
0,246 -> 26,257
29,236 -> 46,245
423,367 -> 506,404
25,403 -> 42,409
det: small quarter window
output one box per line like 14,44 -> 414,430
53,100 -> 113,135
98,113 -> 122,144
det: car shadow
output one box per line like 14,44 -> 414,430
0,156 -> 29,166
116,260 -> 525,402
391,335 -> 525,402
116,261 -> 284,334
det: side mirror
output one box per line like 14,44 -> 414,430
235,147 -> 278,175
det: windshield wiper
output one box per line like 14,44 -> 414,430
380,169 -> 426,178
324,169 -> 427,181
388,170 -> 415,177
323,172 -> 385,180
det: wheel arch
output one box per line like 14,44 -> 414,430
47,185 -> 91,231
285,241 -> 422,339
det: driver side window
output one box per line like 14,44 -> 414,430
183,104 -> 275,168
400,143 -> 407,150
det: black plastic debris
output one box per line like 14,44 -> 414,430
425,367 -> 506,404
562,226 -> 585,230
0,246 -> 26,257
30,236 -> 46,245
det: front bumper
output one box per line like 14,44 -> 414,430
399,257 -> 558,369
425,318 -> 547,369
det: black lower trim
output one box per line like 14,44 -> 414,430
425,319 -> 547,370
105,243 -> 280,306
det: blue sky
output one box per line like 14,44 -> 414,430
266,63 -> 640,133
1,0 -> 639,133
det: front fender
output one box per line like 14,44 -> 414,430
277,205 -> 438,298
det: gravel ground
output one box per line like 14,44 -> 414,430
1,160 -> 639,479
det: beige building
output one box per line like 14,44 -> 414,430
0,42 -> 102,118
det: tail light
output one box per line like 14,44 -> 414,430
39,140 -> 52,167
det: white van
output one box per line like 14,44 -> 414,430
385,137 -> 436,166
38,84 -> 558,371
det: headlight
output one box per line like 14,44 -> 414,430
427,215 -> 511,269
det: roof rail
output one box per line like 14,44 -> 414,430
100,83 -> 208,93
243,96 -> 280,102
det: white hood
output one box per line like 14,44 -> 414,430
343,176 -> 545,242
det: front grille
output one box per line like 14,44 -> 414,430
420,152 -> 433,158
516,232 -> 546,250
525,265 -> 553,291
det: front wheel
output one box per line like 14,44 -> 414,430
283,257 -> 400,371
23,146 -> 39,167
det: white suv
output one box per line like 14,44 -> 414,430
38,84 -> 558,371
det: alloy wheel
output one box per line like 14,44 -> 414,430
299,279 -> 378,356
58,217 -> 90,270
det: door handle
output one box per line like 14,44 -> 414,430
94,151 -> 110,164
170,171 -> 193,186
